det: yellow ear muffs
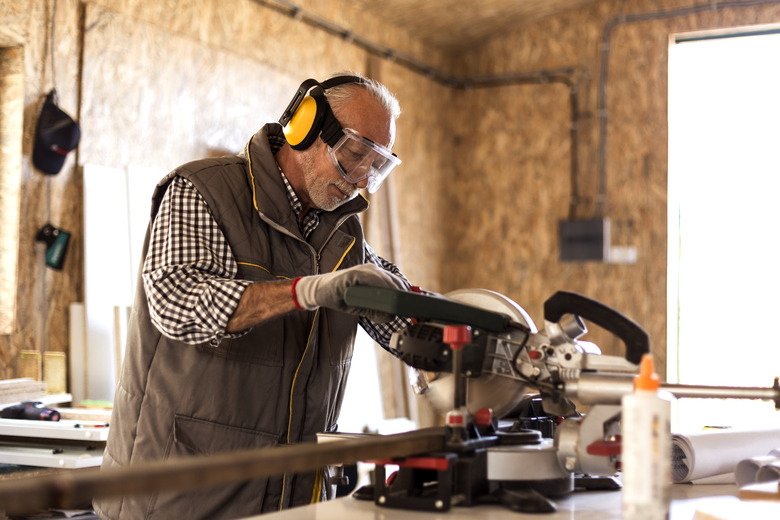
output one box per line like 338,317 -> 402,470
279,76 -> 365,150
282,92 -> 326,150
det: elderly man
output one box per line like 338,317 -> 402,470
94,72 -> 412,519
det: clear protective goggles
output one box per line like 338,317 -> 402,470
326,128 -> 401,193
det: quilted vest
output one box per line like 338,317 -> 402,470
94,124 -> 368,519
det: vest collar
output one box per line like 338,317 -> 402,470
243,123 -> 369,235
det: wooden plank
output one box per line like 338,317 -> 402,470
740,481 -> 780,501
0,427 -> 445,515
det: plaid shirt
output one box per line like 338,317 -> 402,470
142,147 -> 411,351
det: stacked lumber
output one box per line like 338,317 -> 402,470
0,378 -> 46,407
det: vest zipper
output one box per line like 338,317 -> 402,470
261,206 -> 361,510
314,212 -> 357,274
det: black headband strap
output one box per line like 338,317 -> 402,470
319,75 -> 365,90
279,76 -> 364,128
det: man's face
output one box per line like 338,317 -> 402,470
300,141 -> 359,211
300,89 -> 396,211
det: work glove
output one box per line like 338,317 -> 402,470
293,263 -> 407,322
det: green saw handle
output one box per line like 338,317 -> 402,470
543,291 -> 649,365
343,286 -> 511,332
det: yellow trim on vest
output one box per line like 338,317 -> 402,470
235,262 -> 291,280
321,237 -> 355,363
310,468 -> 323,503
245,137 -> 259,211
287,311 -> 318,442
324,311 -> 334,365
236,262 -> 271,275
332,237 -> 356,273
279,309 -> 320,510
278,227 -> 358,509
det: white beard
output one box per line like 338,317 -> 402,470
301,149 -> 358,211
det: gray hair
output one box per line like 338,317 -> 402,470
324,71 -> 402,121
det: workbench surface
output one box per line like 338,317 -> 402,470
252,484 -> 780,519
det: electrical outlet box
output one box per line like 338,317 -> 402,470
559,218 -> 610,262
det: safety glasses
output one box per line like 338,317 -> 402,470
326,128 -> 401,193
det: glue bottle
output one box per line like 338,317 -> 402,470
621,354 -> 672,520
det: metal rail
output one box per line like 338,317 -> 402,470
665,381 -> 780,406
567,372 -> 780,408
0,428 -> 446,515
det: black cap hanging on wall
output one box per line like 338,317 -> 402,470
32,89 -> 81,175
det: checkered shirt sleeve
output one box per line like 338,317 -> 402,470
360,244 -> 414,354
144,177 -> 413,351
142,176 -> 251,345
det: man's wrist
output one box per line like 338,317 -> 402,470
291,276 -> 305,311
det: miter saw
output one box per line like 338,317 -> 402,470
0,287 -> 778,515
341,286 -> 780,514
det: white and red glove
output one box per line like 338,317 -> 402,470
292,264 -> 407,322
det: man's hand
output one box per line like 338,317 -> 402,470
294,264 -> 407,322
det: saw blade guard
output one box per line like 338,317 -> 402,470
404,288 -> 538,418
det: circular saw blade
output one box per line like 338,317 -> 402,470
415,288 -> 538,418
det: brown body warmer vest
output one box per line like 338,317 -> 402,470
94,124 -> 369,520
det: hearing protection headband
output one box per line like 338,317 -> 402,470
279,76 -> 364,151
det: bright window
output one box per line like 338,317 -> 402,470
667,28 -> 780,431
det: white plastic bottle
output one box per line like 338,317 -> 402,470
621,354 -> 672,520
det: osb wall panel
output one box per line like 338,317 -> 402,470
7,0 -> 777,387
378,72 -> 454,288
0,46 -> 24,336
0,0 -> 453,381
0,0 -> 83,379
444,81 -> 573,298
80,0 -> 453,299
80,4 -> 295,169
446,0 -> 780,376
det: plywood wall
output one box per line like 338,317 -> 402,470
1,0 -> 779,385
442,0 -> 780,376
0,0 -> 85,379
0,0 -> 453,380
